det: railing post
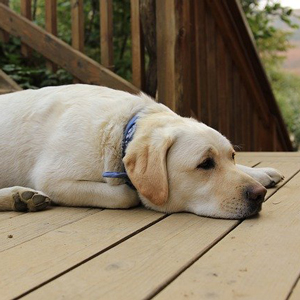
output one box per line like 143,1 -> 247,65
71,0 -> 84,52
21,0 -> 32,57
156,0 -> 191,117
100,0 -> 114,70
0,0 -> 9,42
71,0 -> 84,82
131,0 -> 144,90
45,0 -> 57,72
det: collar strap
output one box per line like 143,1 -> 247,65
102,115 -> 139,189
121,115 -> 139,158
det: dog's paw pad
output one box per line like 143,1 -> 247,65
13,191 -> 51,212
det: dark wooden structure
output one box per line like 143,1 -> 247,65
0,0 -> 293,151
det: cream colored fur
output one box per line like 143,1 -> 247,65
0,84 -> 283,219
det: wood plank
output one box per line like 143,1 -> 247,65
23,214 -> 238,300
216,31 -> 228,136
205,6 -> 217,129
181,0 -> 193,118
0,69 -> 22,91
0,4 -> 139,93
22,160 -> 296,300
0,208 -> 163,299
0,0 -> 9,42
100,0 -> 114,70
226,53 -> 234,142
243,98 -> 252,151
71,0 -> 84,52
256,161 -> 300,198
154,166 -> 300,300
232,64 -> 240,146
20,0 -> 32,57
195,0 -> 207,122
45,0 -> 57,72
228,0 -> 292,151
289,278 -> 300,300
156,0 -> 189,117
240,88 -> 247,150
0,211 -> 23,222
0,207 -> 98,252
131,0 -> 144,88
188,0 -> 198,119
206,0 -> 268,127
238,152 -> 300,160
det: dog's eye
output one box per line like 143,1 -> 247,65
197,158 -> 215,170
232,153 -> 235,160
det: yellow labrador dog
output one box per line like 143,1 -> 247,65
0,84 -> 283,219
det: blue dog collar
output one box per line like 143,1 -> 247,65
102,115 -> 139,188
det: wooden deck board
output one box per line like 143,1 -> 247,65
154,162 -> 300,300
0,207 -> 98,252
290,278 -> 300,300
0,153 -> 299,299
0,208 -> 163,299
23,214 -> 238,300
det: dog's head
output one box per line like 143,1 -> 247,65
123,110 -> 266,219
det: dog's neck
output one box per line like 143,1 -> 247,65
102,114 -> 139,188
121,115 -> 139,158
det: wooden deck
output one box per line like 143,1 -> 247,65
1,152 -> 300,300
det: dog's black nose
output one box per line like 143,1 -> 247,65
246,185 -> 267,204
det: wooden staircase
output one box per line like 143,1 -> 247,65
0,69 -> 22,95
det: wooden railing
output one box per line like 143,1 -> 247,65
0,0 -> 293,151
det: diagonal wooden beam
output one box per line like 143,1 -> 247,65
0,4 -> 139,94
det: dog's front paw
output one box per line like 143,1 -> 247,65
252,167 -> 284,188
13,189 -> 51,212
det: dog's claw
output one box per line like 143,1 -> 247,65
266,180 -> 276,188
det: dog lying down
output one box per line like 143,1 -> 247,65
0,84 -> 284,219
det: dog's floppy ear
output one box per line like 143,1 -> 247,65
123,129 -> 174,206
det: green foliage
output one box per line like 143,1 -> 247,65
0,0 -> 132,89
271,69 -> 300,145
241,0 -> 300,148
240,0 -> 297,69
0,37 -> 72,89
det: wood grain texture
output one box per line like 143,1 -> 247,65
0,0 -> 9,42
0,207 -> 98,252
156,0 -> 190,117
22,160 -> 296,300
130,0 -> 144,88
154,164 -> 300,300
71,0 -> 84,52
0,154 -> 297,299
45,0 -> 57,72
0,211 -> 23,222
23,214 -> 238,300
20,0 -> 32,57
289,278 -> 300,300
100,0 -> 114,70
0,208 -> 162,299
0,4 -> 138,93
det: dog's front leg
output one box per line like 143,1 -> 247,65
237,164 -> 284,188
0,186 -> 50,211
38,180 -> 140,209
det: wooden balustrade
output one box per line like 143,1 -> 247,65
45,0 -> 57,72
0,0 -> 293,151
20,0 -> 32,57
0,0 -> 9,42
100,0 -> 114,70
